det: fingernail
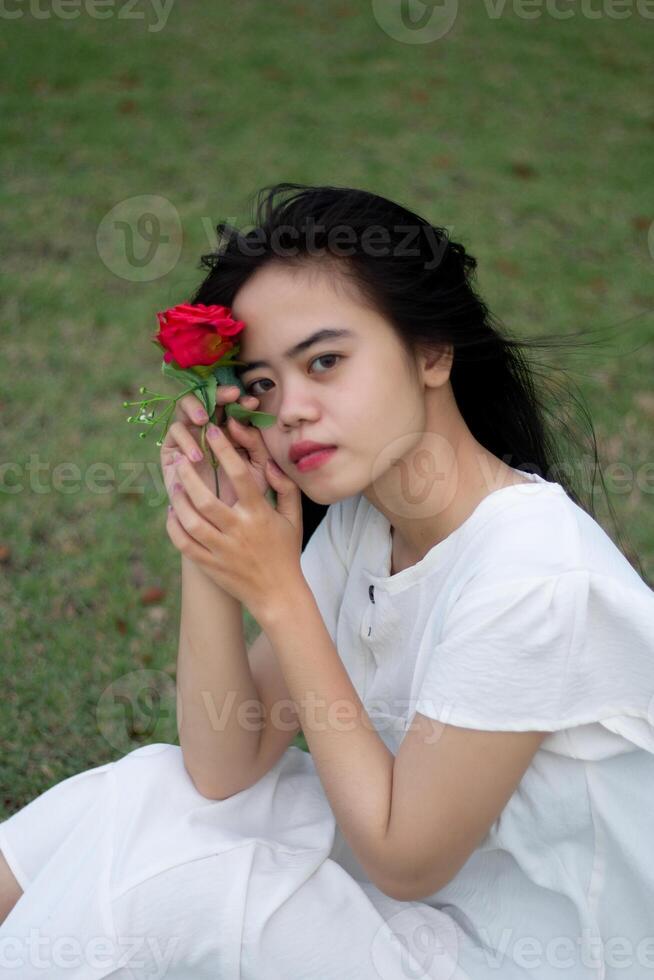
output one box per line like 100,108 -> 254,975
207,423 -> 221,439
195,413 -> 207,423
191,449 -> 203,462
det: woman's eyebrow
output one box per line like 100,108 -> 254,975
236,328 -> 354,376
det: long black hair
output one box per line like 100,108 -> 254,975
188,182 -> 648,582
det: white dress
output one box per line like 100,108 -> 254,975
2,470 -> 654,979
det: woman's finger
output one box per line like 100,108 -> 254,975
226,415 -> 272,468
205,424 -> 264,510
213,386 -> 244,420
166,506 -> 213,565
173,458 -> 224,521
235,395 -> 260,411
171,478 -> 226,554
164,421 -> 204,463
176,393 -> 210,426
177,386 -> 244,428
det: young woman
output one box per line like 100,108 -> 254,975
1,183 -> 653,979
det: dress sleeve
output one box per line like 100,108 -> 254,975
414,568 -> 654,752
299,496 -> 356,643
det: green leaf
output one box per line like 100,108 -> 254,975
216,347 -> 245,365
292,730 -> 310,753
213,354 -> 278,427
201,375 -> 217,418
160,352 -> 277,427
213,362 -> 247,398
161,359 -> 207,389
224,402 -> 277,428
191,362 -> 220,379
161,359 -> 216,417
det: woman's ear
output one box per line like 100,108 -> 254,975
420,343 -> 453,388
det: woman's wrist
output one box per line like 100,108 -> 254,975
253,575 -> 315,634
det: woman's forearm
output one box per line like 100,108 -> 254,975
258,583 -> 396,892
175,555 -> 263,798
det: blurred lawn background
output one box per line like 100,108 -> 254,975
1,1 -> 653,817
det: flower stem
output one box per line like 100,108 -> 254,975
200,424 -> 221,496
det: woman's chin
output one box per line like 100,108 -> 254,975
300,484 -> 349,506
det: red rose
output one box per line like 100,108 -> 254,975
153,303 -> 246,369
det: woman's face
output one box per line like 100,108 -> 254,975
231,261 -> 430,507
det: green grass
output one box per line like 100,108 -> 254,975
1,2 -> 653,818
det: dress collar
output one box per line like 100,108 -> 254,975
361,471 -> 563,595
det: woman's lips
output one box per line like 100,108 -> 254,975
294,447 -> 338,472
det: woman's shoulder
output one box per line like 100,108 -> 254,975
468,474 -> 648,593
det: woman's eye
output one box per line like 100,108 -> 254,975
244,354 -> 342,397
311,353 -> 340,374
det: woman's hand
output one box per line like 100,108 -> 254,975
159,386 -> 261,507
165,423 -> 304,621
